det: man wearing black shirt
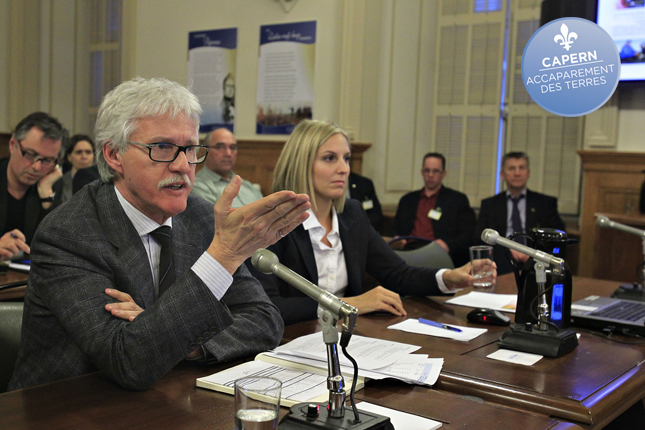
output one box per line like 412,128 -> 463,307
0,112 -> 67,260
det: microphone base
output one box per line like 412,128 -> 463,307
278,402 -> 394,430
498,323 -> 578,358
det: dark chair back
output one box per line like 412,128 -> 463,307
394,241 -> 455,270
0,301 -> 24,393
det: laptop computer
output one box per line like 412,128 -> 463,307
571,295 -> 645,335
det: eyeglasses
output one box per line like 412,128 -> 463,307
210,142 -> 238,152
127,141 -> 209,164
17,141 -> 58,167
422,168 -> 444,176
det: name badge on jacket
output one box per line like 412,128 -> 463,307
362,200 -> 374,210
428,208 -> 442,220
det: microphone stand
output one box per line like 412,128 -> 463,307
499,257 -> 578,358
321,308 -> 351,419
535,261 -> 550,331
251,249 -> 392,429
279,307 -> 393,430
481,230 -> 578,358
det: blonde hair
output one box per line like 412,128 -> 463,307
273,120 -> 349,213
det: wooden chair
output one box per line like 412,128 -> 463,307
388,237 -> 455,270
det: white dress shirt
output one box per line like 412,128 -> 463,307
114,187 -> 232,300
304,208 -> 452,297
303,208 -> 349,297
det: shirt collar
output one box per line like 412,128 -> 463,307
422,185 -> 442,198
114,186 -> 172,237
506,188 -> 527,199
303,207 -> 339,235
205,168 -> 235,182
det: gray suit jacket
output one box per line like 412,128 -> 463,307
9,181 -> 283,391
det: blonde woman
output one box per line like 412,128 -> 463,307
247,120 -> 488,325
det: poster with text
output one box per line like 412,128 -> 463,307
188,28 -> 237,133
256,21 -> 316,134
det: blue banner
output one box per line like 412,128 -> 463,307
189,28 -> 237,50
259,21 -> 316,45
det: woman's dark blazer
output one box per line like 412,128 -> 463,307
246,199 -> 450,325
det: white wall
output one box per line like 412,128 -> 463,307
132,0 -> 344,140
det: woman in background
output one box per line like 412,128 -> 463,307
59,134 -> 95,202
246,120 -> 488,325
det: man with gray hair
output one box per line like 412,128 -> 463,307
10,77 -> 310,391
191,128 -> 263,207
0,112 -> 66,260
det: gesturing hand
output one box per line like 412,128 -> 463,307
208,176 -> 311,274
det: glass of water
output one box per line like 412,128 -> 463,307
469,245 -> 494,292
234,376 -> 282,430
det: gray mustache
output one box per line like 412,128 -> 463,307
158,174 -> 191,190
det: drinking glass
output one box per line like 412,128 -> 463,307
234,376 -> 282,430
469,245 -> 494,291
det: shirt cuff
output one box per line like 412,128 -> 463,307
435,269 -> 458,294
192,252 -> 233,300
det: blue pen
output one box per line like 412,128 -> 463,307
418,318 -> 462,332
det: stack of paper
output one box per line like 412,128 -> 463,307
197,332 -> 444,405
263,332 -> 443,386
197,360 -> 339,407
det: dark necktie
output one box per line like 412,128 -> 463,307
510,195 -> 525,244
150,226 -> 175,297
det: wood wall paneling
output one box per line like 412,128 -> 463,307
195,140 -> 371,197
578,151 -> 645,282
0,132 -> 10,158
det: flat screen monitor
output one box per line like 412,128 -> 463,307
596,0 -> 645,81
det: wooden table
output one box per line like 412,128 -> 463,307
0,269 -> 28,301
286,275 -> 644,429
0,362 -> 581,429
0,274 -> 634,429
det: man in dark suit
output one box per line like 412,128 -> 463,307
473,152 -> 565,275
9,77 -> 310,391
392,153 -> 476,266
0,112 -> 66,260
349,171 -> 383,232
